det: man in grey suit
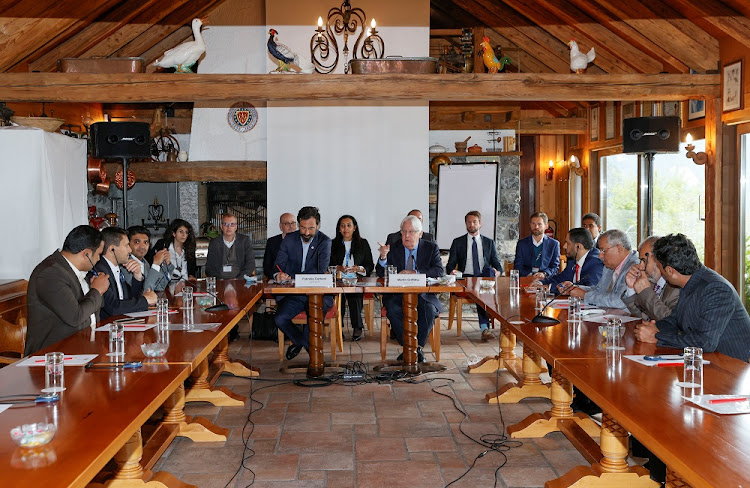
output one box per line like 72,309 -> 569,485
569,229 -> 639,311
386,209 -> 434,246
123,226 -> 173,292
26,225 -> 110,355
635,234 -> 750,361
624,236 -> 679,321
205,213 -> 256,279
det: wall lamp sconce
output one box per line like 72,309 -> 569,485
685,133 -> 710,166
546,160 -> 555,181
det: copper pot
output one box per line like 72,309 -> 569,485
87,157 -> 105,184
95,178 -> 111,195
467,144 -> 483,153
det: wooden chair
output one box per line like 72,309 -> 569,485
362,293 -> 375,337
379,306 -> 440,362
0,316 -> 26,366
278,295 -> 343,361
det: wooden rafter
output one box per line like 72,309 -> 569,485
662,0 -> 750,51
0,72 -> 720,103
484,28 -> 556,74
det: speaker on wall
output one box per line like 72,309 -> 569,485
91,122 -> 151,159
623,116 -> 681,154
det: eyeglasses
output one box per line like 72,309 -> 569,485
222,222 -> 237,227
599,245 -> 620,255
281,222 -> 296,227
401,230 -> 420,236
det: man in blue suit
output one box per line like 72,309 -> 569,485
274,207 -> 333,360
513,212 -> 560,279
446,210 -> 503,342
533,227 -> 603,294
376,215 -> 444,363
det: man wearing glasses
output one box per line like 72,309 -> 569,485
205,213 -> 257,279
376,215 -> 444,363
623,236 -> 680,320
263,213 -> 297,280
568,229 -> 639,311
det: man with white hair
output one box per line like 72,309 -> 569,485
376,215 -> 444,363
567,229 -> 640,311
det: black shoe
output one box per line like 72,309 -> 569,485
352,329 -> 363,341
417,346 -> 425,363
397,352 -> 404,361
285,344 -> 303,360
389,329 -> 397,340
228,325 -> 240,342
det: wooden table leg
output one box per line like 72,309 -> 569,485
401,293 -> 419,374
211,336 -> 260,378
185,358 -> 245,407
545,413 -> 659,487
162,384 -> 230,442
507,370 -> 599,438
486,346 -> 550,403
665,468 -> 694,488
88,429 -> 195,488
469,327 -> 522,374
307,294 -> 325,378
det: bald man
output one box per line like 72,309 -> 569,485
263,213 -> 297,280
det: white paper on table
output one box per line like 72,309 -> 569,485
0,404 -> 12,414
14,354 -> 99,367
94,323 -> 157,332
687,395 -> 750,414
390,274 -> 426,287
624,355 -> 711,367
584,314 -> 641,324
124,310 -> 178,318
548,299 -> 570,309
165,323 -> 222,331
579,308 -> 606,316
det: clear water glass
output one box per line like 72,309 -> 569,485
183,286 -> 193,309
385,265 -> 398,286
156,297 -> 169,325
568,296 -> 581,319
509,269 -> 520,289
108,323 -> 125,357
605,318 -> 624,350
683,347 -> 704,397
43,352 -> 65,393
206,276 -> 216,293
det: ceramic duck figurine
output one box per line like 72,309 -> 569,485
154,18 -> 208,73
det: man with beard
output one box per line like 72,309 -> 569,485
624,236 -> 680,321
533,227 -> 603,294
513,212 -> 560,279
123,226 -> 172,292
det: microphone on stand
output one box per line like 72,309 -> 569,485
205,290 -> 230,312
530,274 -> 589,325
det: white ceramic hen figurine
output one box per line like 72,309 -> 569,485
568,40 -> 595,74
154,18 -> 208,73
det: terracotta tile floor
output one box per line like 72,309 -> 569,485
154,310 -> 589,487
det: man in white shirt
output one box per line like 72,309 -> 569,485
26,225 -> 110,354
535,227 -> 604,294
624,236 -> 680,321
581,213 -> 602,247
123,226 -> 172,292
90,227 -> 157,319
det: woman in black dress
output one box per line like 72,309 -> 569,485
148,219 -> 197,281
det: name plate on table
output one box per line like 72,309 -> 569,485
295,274 -> 333,288
389,274 -> 426,287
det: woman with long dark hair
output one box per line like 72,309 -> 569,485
148,219 -> 197,281
329,214 -> 374,340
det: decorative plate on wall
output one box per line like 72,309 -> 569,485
227,102 -> 258,132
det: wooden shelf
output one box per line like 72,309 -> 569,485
0,73 -> 719,103
104,160 -> 266,183
438,151 -> 522,157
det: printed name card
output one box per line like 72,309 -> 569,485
389,274 -> 426,287
295,274 -> 334,288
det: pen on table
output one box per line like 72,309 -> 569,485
656,362 -> 684,367
707,397 -> 749,404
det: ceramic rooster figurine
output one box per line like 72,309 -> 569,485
479,37 -> 512,73
267,29 -> 314,74
154,18 -> 208,73
568,40 -> 595,74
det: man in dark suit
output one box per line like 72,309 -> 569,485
123,226 -> 173,292
385,209 -> 435,246
26,225 -> 110,355
635,234 -> 750,361
90,227 -> 157,320
534,227 -> 603,294
446,210 -> 503,342
377,215 -> 444,363
581,212 -> 602,247
624,236 -> 680,321
274,207 -> 333,360
513,212 -> 560,279
205,213 -> 256,279
263,212 -> 296,280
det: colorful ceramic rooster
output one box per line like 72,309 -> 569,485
479,37 -> 512,74
267,29 -> 314,74
154,18 -> 208,73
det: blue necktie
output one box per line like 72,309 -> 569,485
472,237 -> 481,275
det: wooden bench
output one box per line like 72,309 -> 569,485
0,279 -> 28,365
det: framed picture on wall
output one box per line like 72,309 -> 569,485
663,101 -> 680,119
605,102 -> 615,140
590,105 -> 599,141
723,59 -> 743,112
688,99 -> 706,120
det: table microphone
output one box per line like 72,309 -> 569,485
530,275 -> 588,325
205,290 -> 230,312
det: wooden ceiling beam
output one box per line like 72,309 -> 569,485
532,0 -> 664,73
453,0 -> 573,73
104,160 -> 266,183
566,0 -> 689,73
500,0 -> 629,74
591,0 -> 718,71
26,0 -> 162,72
483,28 -> 555,74
0,72 -> 719,103
661,0 -> 750,51
430,1 -> 485,29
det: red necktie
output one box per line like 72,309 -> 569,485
574,263 -> 580,282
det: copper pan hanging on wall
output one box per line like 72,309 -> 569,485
87,157 -> 106,185
95,178 -> 111,196
114,169 -> 136,190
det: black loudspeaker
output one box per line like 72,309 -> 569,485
623,116 -> 680,154
91,122 -> 151,159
